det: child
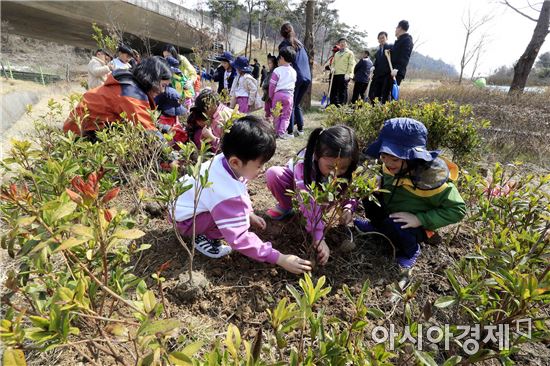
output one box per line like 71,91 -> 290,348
354,118 -> 466,268
229,56 -> 260,113
261,54 -> 277,121
266,125 -> 360,265
155,86 -> 188,148
110,44 -> 133,71
269,47 -> 297,139
172,116 -> 312,274
186,89 -> 233,152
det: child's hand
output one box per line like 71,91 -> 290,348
340,208 -> 353,225
202,127 -> 215,141
314,239 -> 330,265
250,213 -> 266,230
277,254 -> 312,274
389,212 -> 422,229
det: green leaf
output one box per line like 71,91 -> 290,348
3,347 -> 27,366
434,296 -> 457,308
29,316 -> 49,329
181,340 -> 204,357
142,290 -> 157,313
442,355 -> 462,366
167,352 -> 192,365
414,350 -> 438,366
138,319 -> 180,336
71,225 -> 94,239
54,237 -> 87,252
51,202 -> 77,222
112,229 -> 145,240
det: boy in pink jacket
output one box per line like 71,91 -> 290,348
171,116 -> 312,274
269,46 -> 297,139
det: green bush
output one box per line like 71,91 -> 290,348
324,100 -> 489,164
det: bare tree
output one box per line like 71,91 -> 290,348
303,0 -> 314,109
470,35 -> 488,80
502,0 -> 550,93
458,7 -> 492,84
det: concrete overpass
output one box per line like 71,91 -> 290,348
1,0 -> 251,55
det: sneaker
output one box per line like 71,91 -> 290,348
354,218 -> 375,232
265,206 -> 294,220
396,246 -> 421,269
278,133 -> 294,140
194,235 -> 232,259
295,130 -> 305,136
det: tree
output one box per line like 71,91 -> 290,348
458,7 -> 492,84
303,0 -> 315,109
503,0 -> 550,93
537,50 -> 550,67
207,0 -> 240,51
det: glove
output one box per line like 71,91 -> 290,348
344,75 -> 350,81
391,69 -> 398,77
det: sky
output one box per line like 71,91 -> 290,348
334,0 -> 550,75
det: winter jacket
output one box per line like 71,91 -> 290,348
229,73 -> 260,107
353,57 -> 373,83
87,56 -> 111,89
372,44 -> 392,79
332,48 -> 356,77
172,154 -> 281,264
380,157 -> 466,231
279,39 -> 312,83
391,33 -> 414,79
63,69 -> 156,135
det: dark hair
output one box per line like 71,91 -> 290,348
278,46 -> 296,63
303,125 -> 359,186
132,56 -> 172,93
221,115 -> 276,164
187,89 -> 220,131
364,50 -> 370,57
254,58 -> 258,62
337,37 -> 347,43
398,20 -> 409,31
95,48 -> 105,56
377,31 -> 388,38
118,44 -> 133,55
163,44 -> 179,59
280,23 -> 302,50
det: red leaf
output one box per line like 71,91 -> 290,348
104,208 -> 113,222
66,188 -> 83,204
159,260 -> 172,272
9,183 -> 17,197
102,187 -> 120,204
71,176 -> 86,194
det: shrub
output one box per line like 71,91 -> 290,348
324,100 -> 489,164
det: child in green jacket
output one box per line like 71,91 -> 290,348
354,118 -> 466,268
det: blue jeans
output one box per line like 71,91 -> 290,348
287,80 -> 311,133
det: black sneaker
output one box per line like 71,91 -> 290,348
194,235 -> 232,259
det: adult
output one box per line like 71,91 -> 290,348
390,20 -> 414,86
350,50 -> 373,103
278,22 -> 312,136
329,37 -> 356,107
87,49 -> 113,89
368,31 -> 392,104
63,57 -> 172,139
213,51 -> 236,95
110,44 -> 133,71
252,58 -> 260,80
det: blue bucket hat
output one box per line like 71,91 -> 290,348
365,118 -> 440,161
165,56 -> 182,75
232,56 -> 250,71
215,51 -> 234,62
155,86 -> 185,116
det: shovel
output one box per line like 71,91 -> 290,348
322,70 -> 335,108
384,50 -> 400,101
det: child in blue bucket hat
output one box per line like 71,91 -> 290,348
354,118 -> 466,269
155,86 -> 188,148
229,56 -> 261,113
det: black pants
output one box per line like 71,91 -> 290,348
362,196 -> 426,258
368,76 -> 392,104
329,74 -> 349,106
287,79 -> 310,134
351,81 -> 369,103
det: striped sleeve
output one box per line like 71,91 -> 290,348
211,196 -> 280,264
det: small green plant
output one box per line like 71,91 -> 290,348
91,22 -> 118,55
325,100 -> 489,164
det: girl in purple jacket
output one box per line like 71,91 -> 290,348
265,125 -> 359,265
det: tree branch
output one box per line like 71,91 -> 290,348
502,0 -> 539,21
